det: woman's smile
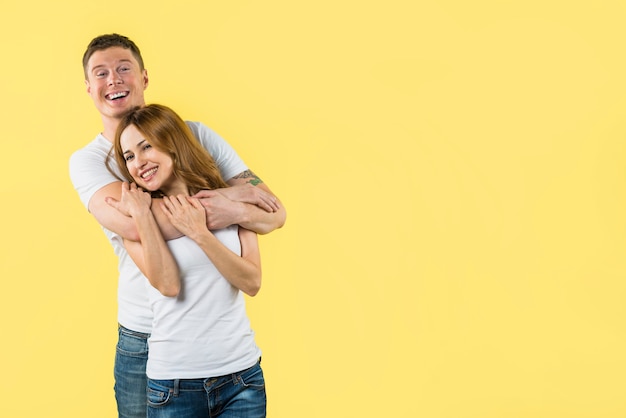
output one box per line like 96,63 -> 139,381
139,166 -> 158,181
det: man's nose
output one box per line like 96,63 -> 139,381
108,73 -> 122,86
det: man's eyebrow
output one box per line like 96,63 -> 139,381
91,59 -> 133,71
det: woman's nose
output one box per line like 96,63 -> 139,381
133,154 -> 146,168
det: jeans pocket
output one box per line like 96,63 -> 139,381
117,330 -> 149,357
240,364 -> 266,390
146,380 -> 173,407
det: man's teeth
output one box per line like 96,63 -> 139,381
142,168 -> 157,179
109,92 -> 128,100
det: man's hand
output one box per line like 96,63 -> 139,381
191,190 -> 245,230
193,176 -> 286,234
195,184 -> 280,213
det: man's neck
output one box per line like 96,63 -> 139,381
101,115 -> 120,143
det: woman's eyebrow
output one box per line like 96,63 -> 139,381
123,139 -> 147,155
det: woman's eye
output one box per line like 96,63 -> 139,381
125,155 -> 134,162
143,144 -> 152,150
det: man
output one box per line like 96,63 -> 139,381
69,33 -> 285,418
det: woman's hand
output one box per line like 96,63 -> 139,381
106,182 -> 152,218
160,195 -> 208,240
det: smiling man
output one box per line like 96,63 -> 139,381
84,45 -> 148,138
70,34 -> 285,418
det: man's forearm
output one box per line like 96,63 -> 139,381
237,199 -> 286,235
224,172 -> 287,234
197,188 -> 287,233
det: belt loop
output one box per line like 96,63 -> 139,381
173,379 -> 180,396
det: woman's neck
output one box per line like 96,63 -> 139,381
161,179 -> 189,196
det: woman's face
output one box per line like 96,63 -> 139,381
120,124 -> 175,193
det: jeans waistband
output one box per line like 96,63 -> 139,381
118,323 -> 151,338
151,360 -> 262,394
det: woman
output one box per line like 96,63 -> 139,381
111,104 -> 265,417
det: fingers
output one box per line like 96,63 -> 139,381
164,194 -> 199,207
161,195 -> 175,213
105,196 -> 120,208
255,199 -> 272,213
255,193 -> 279,212
128,182 -> 146,193
192,189 -> 217,199
159,201 -> 172,218
162,195 -> 189,213
263,196 -> 280,212
257,189 -> 279,211
162,194 -> 181,208
246,187 -> 279,212
186,196 -> 205,210
161,195 -> 206,233
121,182 -> 143,195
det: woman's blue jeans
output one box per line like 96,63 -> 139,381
146,361 -> 266,418
114,325 -> 150,418
114,325 -> 266,418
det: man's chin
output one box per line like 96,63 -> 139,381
108,97 -> 140,111
110,105 -> 136,118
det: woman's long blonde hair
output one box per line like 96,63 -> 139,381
111,104 -> 229,196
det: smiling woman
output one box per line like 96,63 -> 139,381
106,103 -> 266,417
111,104 -> 229,197
120,125 -> 178,194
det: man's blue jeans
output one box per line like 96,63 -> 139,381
146,361 -> 266,418
114,325 -> 150,418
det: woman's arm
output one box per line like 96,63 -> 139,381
95,181 -> 184,241
161,195 -> 262,296
192,226 -> 261,296
117,183 -> 181,297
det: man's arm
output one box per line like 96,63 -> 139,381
227,170 -> 286,233
194,170 -> 286,235
90,181 -> 183,241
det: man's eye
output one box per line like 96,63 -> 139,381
96,71 -> 107,77
119,67 -> 130,72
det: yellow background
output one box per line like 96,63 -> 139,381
1,1 -> 625,417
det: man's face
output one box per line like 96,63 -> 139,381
85,47 -> 148,121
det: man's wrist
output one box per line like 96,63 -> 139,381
237,200 -> 252,225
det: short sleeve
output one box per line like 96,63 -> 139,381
69,137 -> 122,211
185,121 -> 248,181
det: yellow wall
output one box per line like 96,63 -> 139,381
2,1 -> 626,416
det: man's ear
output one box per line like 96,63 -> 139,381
143,69 -> 149,90
85,79 -> 91,94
